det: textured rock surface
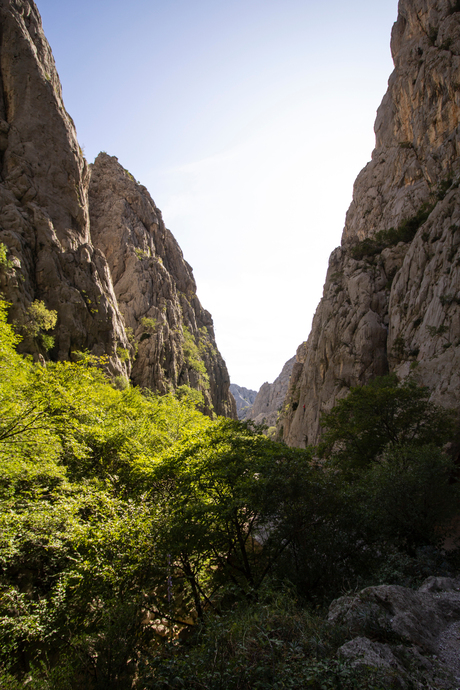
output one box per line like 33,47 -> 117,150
0,0 -> 235,416
246,356 -> 295,427
89,153 -> 235,417
330,577 -> 460,688
279,0 -> 460,446
0,0 -> 130,374
229,384 -> 257,420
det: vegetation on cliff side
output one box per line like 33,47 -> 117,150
0,300 -> 458,689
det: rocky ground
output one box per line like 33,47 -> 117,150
330,576 -> 460,688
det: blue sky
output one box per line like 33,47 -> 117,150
37,0 -> 398,390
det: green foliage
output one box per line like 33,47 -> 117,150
440,293 -> 460,306
112,374 -> 129,390
138,588 -> 389,690
426,323 -> 449,337
140,316 -> 157,332
318,375 -> 459,561
124,326 -> 138,357
319,374 -> 455,472
22,300 -> 57,351
175,384 -> 204,407
182,326 -> 209,388
152,420 -> 319,615
358,444 -> 459,551
116,345 -> 130,362
134,246 -> 151,260
0,243 -> 14,270
0,300 -> 459,688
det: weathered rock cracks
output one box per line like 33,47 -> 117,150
229,383 -> 258,420
0,0 -> 235,417
246,355 -> 295,427
330,576 -> 460,688
278,0 -> 460,445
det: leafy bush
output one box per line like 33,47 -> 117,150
22,299 -> 57,351
0,300 -> 458,688
318,374 -> 455,472
182,325 -> 209,388
0,242 -> 14,270
138,588 -> 389,690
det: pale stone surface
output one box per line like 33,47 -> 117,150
246,355 -> 295,427
278,0 -> 460,446
0,0 -> 235,417
89,153 -> 236,417
229,384 -> 258,420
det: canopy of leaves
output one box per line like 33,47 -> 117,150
0,300 -> 458,689
319,374 -> 455,472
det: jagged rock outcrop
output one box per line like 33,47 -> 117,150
229,383 -> 257,419
329,577 -> 460,687
246,356 -> 295,427
89,153 -> 235,417
0,0 -> 130,374
0,0 -> 235,417
279,0 -> 460,446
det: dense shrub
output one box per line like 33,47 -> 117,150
0,300 -> 458,688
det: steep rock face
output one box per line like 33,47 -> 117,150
0,0 -> 235,417
247,356 -> 295,427
0,0 -> 130,373
229,384 -> 257,420
89,154 -> 236,417
279,0 -> 460,446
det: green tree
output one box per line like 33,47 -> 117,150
357,444 -> 459,552
319,374 -> 455,473
22,300 -> 57,351
151,420 -> 319,619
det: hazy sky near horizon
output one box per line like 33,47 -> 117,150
37,0 -> 398,391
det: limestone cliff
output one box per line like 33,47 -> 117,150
229,384 -> 257,419
0,0 -> 130,374
246,356 -> 295,427
279,0 -> 460,446
89,153 -> 235,417
0,0 -> 235,417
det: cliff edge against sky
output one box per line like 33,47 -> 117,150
279,0 -> 460,446
0,0 -> 235,418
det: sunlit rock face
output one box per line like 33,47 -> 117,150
230,384 -> 258,420
89,154 -> 236,418
246,356 -> 295,428
0,0 -> 235,417
0,0 -> 130,375
278,0 -> 460,446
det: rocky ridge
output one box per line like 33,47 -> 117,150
279,0 -> 460,446
229,383 -> 258,420
246,355 -> 295,428
0,0 -> 235,417
89,153 -> 235,416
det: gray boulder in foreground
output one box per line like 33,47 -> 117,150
329,577 -> 460,688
